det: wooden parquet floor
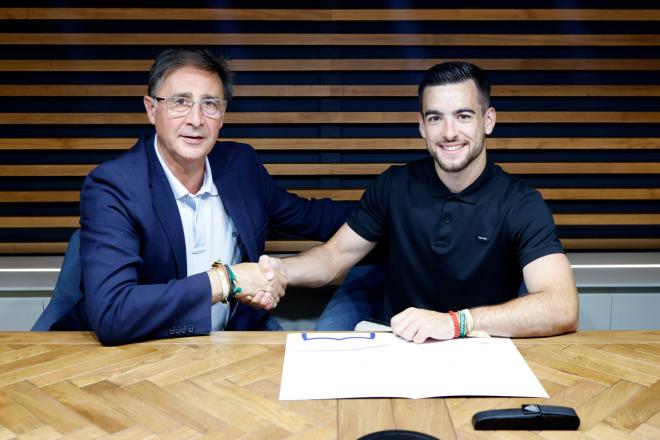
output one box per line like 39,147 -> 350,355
0,331 -> 658,439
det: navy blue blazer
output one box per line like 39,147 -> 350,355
60,134 -> 350,345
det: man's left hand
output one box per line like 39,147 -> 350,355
390,307 -> 454,343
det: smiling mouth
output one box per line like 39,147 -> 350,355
438,143 -> 466,152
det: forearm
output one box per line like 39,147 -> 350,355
85,272 -> 211,345
282,244 -> 346,288
280,223 -> 376,288
471,285 -> 579,337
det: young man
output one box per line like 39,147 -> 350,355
54,48 -> 348,345
262,62 -> 579,343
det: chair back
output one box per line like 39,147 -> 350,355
31,229 -> 82,331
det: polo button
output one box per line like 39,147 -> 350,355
443,218 -> 450,224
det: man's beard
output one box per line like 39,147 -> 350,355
431,139 -> 485,174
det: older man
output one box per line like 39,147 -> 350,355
262,62 -> 579,342
54,48 -> 348,345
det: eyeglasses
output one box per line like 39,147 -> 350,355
152,96 -> 226,119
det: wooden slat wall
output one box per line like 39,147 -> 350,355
0,1 -> 658,253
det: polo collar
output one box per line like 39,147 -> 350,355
455,159 -> 496,204
427,158 -> 497,204
154,136 -> 218,200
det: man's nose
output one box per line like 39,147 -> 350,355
185,102 -> 205,125
443,119 -> 457,140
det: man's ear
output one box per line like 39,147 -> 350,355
417,113 -> 427,139
484,107 -> 496,135
143,96 -> 156,125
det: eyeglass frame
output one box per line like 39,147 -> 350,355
151,95 -> 227,119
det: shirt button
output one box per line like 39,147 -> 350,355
443,218 -> 450,224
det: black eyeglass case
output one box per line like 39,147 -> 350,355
472,404 -> 580,430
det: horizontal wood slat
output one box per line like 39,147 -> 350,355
4,84 -> 660,98
2,59 -> 659,72
333,9 -> 660,21
272,162 -> 660,175
539,188 -> 660,200
1,162 -> 658,177
0,242 -> 69,254
3,188 -> 659,203
2,112 -> 659,124
559,239 -> 660,250
0,191 -> 80,202
1,217 -> 81,228
0,138 -> 138,150
3,238 -> 660,254
500,162 -> 660,175
1,138 -> 658,151
554,213 -> 660,225
2,213 -> 658,229
5,188 -> 660,203
0,165 -> 95,176
269,239 -> 660,252
291,188 -> 660,201
1,33 -> 658,46
2,8 -> 659,21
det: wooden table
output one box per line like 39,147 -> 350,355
0,331 -> 658,439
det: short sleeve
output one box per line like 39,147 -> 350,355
346,167 -> 394,242
508,188 -> 564,269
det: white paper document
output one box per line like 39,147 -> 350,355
279,332 -> 548,400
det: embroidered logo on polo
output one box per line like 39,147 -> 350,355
477,235 -> 489,242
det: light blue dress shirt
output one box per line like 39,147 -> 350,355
154,137 -> 241,330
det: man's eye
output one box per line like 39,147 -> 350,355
427,116 -> 440,123
458,113 -> 472,120
202,100 -> 219,109
173,97 -> 189,106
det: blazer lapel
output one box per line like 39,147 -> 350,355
146,136 -> 188,278
211,144 -> 258,262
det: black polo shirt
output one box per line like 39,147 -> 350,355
347,157 -> 564,319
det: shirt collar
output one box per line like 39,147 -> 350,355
426,157 -> 496,204
154,135 -> 218,200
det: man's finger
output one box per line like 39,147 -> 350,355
413,328 -> 427,344
258,255 -> 275,280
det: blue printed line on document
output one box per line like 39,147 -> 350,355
301,332 -> 376,341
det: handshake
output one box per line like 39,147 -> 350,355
230,256 -> 287,310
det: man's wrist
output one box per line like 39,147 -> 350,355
225,264 -> 243,298
448,309 -> 476,338
209,260 -> 231,303
448,311 -> 460,338
207,270 -> 222,303
461,308 -> 490,338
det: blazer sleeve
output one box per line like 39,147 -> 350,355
249,150 -> 354,240
79,164 -> 211,346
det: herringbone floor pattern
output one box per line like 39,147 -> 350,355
0,331 -> 658,439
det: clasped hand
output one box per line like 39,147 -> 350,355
230,255 -> 286,310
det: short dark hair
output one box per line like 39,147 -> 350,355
147,48 -> 234,102
418,61 -> 491,113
